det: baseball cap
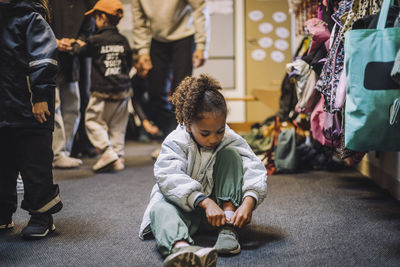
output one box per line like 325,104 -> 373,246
85,0 -> 123,17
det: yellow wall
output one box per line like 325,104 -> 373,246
245,0 -> 291,122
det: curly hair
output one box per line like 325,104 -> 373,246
171,74 -> 227,126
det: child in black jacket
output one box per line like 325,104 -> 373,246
0,0 -> 63,239
75,0 -> 132,172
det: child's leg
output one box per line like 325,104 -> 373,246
213,147 -> 243,209
17,128 -> 62,214
212,147 -> 243,255
0,128 -> 18,228
85,96 -> 112,152
150,200 -> 202,257
107,98 -> 130,157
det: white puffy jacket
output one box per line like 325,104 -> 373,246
139,124 -> 267,239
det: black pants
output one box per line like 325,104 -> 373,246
147,35 -> 194,137
0,127 -> 62,217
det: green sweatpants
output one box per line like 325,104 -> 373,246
150,147 -> 243,256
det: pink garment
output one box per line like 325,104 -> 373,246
305,18 -> 330,55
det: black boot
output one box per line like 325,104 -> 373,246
21,213 -> 55,240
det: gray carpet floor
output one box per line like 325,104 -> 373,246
1,141 -> 400,266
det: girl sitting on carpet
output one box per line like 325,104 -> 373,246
138,74 -> 268,267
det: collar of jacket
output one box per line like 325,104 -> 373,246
96,25 -> 118,34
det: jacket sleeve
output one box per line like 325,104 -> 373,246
227,130 -> 268,209
26,13 -> 58,103
77,15 -> 96,41
154,136 -> 204,212
187,0 -> 210,52
132,0 -> 151,55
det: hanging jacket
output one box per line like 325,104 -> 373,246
0,0 -> 58,130
139,124 -> 268,239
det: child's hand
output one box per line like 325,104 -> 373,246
32,101 -> 50,124
199,198 -> 226,227
230,196 -> 256,229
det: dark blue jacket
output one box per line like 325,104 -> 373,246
0,0 -> 58,130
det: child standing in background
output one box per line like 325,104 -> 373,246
0,0 -> 63,239
75,0 -> 132,172
139,74 -> 268,267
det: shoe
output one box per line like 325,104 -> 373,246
113,157 -> 125,171
163,245 -> 217,267
21,213 -> 55,240
214,224 -> 241,254
0,215 -> 14,230
53,155 -> 82,169
92,148 -> 119,172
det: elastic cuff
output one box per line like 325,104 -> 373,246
195,43 -> 206,51
187,191 -> 204,210
194,194 -> 208,207
138,48 -> 150,55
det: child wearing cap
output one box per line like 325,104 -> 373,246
74,0 -> 133,172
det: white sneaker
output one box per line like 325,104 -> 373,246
92,148 -> 119,172
113,158 -> 125,171
53,155 -> 82,169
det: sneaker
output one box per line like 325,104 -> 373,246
214,225 -> 241,254
0,215 -> 14,230
53,155 -> 82,169
92,148 -> 119,172
21,213 -> 55,240
113,157 -> 125,171
163,245 -> 217,267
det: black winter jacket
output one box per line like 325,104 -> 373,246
77,26 -> 133,99
0,0 -> 58,130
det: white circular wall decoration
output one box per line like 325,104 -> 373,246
275,27 -> 290,39
248,10 -> 264,22
272,11 -> 287,23
258,22 -> 273,34
271,51 -> 285,63
274,39 -> 289,51
251,49 -> 267,61
258,37 -> 273,49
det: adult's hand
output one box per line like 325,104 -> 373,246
192,49 -> 206,68
137,54 -> 153,78
56,38 -> 73,52
32,101 -> 50,124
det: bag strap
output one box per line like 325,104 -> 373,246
377,0 -> 395,29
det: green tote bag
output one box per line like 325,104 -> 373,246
344,0 -> 400,151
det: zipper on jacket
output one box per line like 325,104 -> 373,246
26,75 -> 33,107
